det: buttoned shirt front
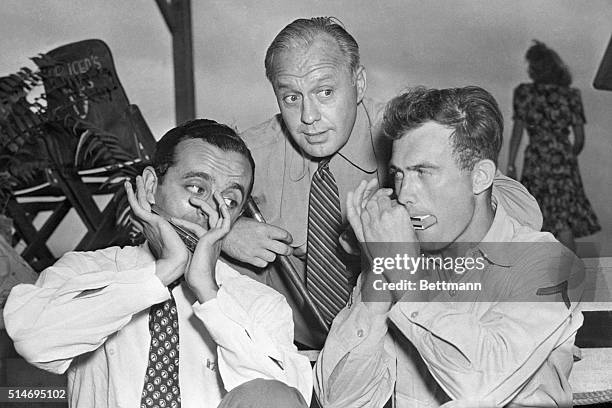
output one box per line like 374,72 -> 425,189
4,245 -> 312,408
315,204 -> 585,408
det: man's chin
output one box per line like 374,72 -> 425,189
418,233 -> 451,252
300,143 -> 338,158
420,242 -> 449,252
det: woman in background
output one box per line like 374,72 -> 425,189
507,40 -> 600,252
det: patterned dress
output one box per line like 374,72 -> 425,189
513,83 -> 601,237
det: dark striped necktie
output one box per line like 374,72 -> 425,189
140,292 -> 181,408
306,158 -> 350,325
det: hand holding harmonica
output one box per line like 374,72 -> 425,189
150,203 -> 199,253
124,178 -> 191,287
347,179 -> 437,240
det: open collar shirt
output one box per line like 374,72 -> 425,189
315,204 -> 585,408
4,244 -> 312,408
241,97 -> 389,249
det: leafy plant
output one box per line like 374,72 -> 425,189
0,53 -> 133,216
0,66 -> 47,197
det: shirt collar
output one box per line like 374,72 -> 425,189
335,101 -> 378,173
476,204 -> 516,267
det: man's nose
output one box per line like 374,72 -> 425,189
301,96 -> 321,125
396,178 -> 417,207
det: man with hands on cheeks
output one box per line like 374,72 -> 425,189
127,165 -> 232,306
4,119 -> 311,408
315,87 -> 584,408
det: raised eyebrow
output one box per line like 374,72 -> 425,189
274,82 -> 300,93
276,73 -> 337,90
314,73 -> 336,83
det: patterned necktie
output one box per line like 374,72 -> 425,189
306,158 -> 350,325
141,293 -> 181,408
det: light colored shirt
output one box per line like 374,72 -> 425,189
242,98 -> 389,249
238,98 -> 544,348
315,204 -> 585,408
4,245 -> 312,408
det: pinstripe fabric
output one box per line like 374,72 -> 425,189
306,158 -> 350,325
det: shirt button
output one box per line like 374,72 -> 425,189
410,311 -> 419,319
449,289 -> 457,297
357,329 -> 364,338
108,348 -> 115,355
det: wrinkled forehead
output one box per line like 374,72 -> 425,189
391,123 -> 455,166
173,139 -> 253,186
271,36 -> 352,81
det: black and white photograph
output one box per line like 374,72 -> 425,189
1,1 -> 611,407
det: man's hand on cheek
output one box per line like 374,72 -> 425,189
125,177 -> 189,287
346,178 -> 381,261
173,192 -> 231,303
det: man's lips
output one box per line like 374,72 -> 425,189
303,130 -> 328,142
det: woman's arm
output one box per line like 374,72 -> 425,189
507,119 -> 525,179
571,124 -> 585,156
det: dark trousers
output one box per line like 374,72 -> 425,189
217,379 -> 308,408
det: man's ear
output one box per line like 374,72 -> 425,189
142,166 -> 159,204
471,159 -> 496,195
354,65 -> 367,104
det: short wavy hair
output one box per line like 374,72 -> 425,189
526,40 -> 572,86
382,86 -> 503,171
264,17 -> 360,82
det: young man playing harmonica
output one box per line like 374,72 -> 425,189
315,87 -> 585,408
4,119 -> 311,408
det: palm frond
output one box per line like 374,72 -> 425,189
1,49 -> 141,216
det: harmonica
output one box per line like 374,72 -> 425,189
150,204 -> 199,253
151,200 -> 331,332
410,214 -> 437,230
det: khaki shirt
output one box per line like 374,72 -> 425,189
314,204 -> 585,407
